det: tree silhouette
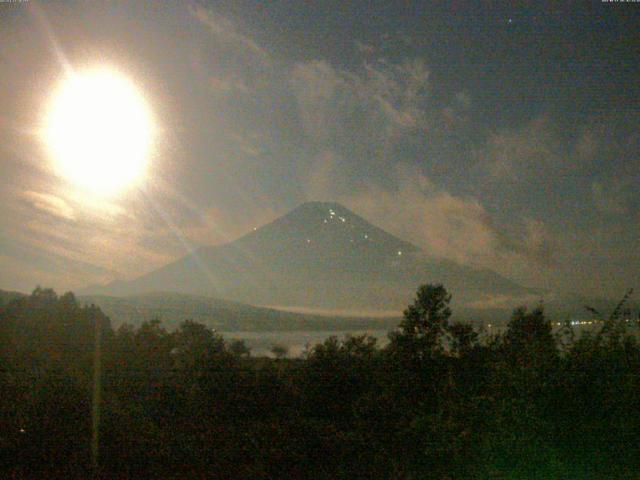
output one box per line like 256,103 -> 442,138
270,344 -> 288,359
389,283 -> 452,361
2,285 -> 640,478
229,339 -> 251,357
448,321 -> 478,357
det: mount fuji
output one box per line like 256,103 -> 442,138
83,202 -> 531,313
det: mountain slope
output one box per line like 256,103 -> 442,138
0,289 -> 26,306
83,202 -> 530,311
79,291 -> 399,332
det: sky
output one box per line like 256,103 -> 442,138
0,0 -> 638,298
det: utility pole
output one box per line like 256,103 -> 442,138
91,309 -> 102,478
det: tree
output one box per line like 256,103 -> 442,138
504,306 -> 556,366
302,335 -> 378,422
389,283 -> 452,360
0,288 -> 111,477
271,344 -> 288,359
229,339 -> 251,357
448,321 -> 478,357
586,288 -> 636,349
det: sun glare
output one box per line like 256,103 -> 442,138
44,67 -> 154,196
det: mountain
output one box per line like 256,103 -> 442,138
79,291 -> 400,332
82,201 -> 531,312
0,287 -> 399,331
0,289 -> 25,306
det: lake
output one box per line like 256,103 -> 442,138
221,329 -> 392,357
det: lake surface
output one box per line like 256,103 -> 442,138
221,329 -> 392,357
221,321 -> 630,357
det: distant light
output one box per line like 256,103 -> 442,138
397,250 -> 402,256
364,234 -> 368,239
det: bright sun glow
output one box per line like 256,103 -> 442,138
44,67 -> 154,196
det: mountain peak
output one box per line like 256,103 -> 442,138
294,200 -> 349,211
282,201 -> 355,221
236,201 -> 418,256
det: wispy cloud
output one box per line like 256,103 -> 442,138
290,60 -> 347,144
22,190 -> 75,221
291,57 -> 431,146
592,180 -> 633,216
188,3 -> 271,65
340,166 -> 558,270
473,115 -> 603,183
208,74 -> 250,96
474,116 -> 562,181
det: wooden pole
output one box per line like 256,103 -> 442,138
91,310 -> 102,477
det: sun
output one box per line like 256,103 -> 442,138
44,67 -> 154,196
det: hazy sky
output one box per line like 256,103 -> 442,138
0,0 -> 638,297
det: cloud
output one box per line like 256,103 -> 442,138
465,293 -> 546,310
441,91 -> 472,129
519,218 -> 558,266
228,131 -> 262,157
0,236 -> 118,293
290,56 -> 437,202
290,57 -> 431,147
188,3 -> 271,65
474,116 -> 562,180
591,180 -> 633,216
575,128 -> 599,160
7,185 -> 185,286
303,150 -> 345,201
22,191 -> 75,221
289,60 -> 347,144
183,202 -> 280,248
474,115 -> 607,184
354,40 -> 376,56
339,166 -> 558,270
346,177 -> 499,265
362,57 -> 431,129
209,74 -> 250,96
187,2 -> 282,115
